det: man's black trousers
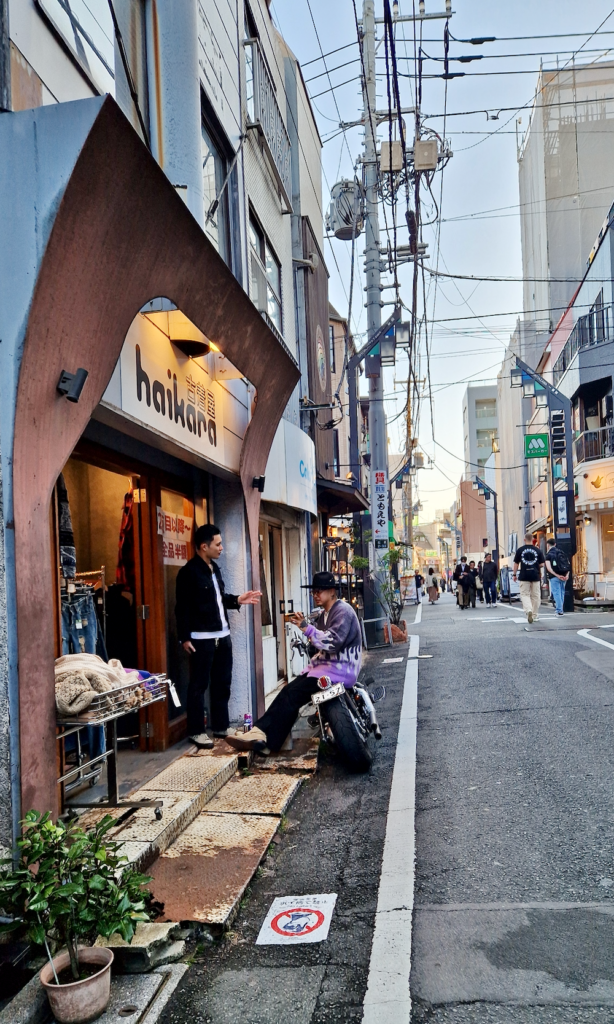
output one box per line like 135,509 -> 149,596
256,671 -> 320,752
187,636 -> 233,734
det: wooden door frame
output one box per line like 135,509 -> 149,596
55,441 -> 200,752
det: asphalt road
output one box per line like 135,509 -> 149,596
411,591 -> 614,1023
159,645 -> 411,1024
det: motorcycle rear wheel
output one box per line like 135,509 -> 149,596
322,693 -> 373,773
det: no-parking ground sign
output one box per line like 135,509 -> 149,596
256,893 -> 337,945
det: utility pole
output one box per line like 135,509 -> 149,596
362,0 -> 388,618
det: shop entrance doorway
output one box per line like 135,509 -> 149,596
54,442 -> 210,803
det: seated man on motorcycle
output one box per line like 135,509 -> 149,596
225,571 -> 362,755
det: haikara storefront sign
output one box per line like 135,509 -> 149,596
157,507 -> 193,566
102,315 -> 244,470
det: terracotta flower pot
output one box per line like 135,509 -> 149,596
40,947 -> 114,1024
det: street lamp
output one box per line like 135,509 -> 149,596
510,366 -> 523,388
474,474 -> 500,565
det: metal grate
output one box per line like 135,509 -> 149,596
206,773 -> 302,816
162,811 -> 278,859
139,754 -> 237,793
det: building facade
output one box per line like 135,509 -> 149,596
0,0 -> 329,845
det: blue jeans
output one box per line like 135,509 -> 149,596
484,580 -> 497,604
549,576 -> 566,613
61,594 -> 98,656
62,594 -> 105,758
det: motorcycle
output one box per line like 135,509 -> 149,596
288,630 -> 385,772
298,670 -> 385,772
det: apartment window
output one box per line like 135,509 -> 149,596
329,325 -> 336,373
201,120 -> 231,266
249,216 -> 282,334
476,427 -> 497,447
333,430 -> 340,477
475,399 -> 496,419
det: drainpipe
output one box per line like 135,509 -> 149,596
0,0 -> 10,113
144,0 -> 204,228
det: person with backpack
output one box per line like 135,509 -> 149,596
545,536 -> 570,616
513,533 -> 545,623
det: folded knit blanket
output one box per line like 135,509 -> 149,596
55,654 -> 142,717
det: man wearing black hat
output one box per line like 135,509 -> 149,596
225,571 -> 362,754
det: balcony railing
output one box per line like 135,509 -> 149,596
245,39 -> 292,209
553,303 -> 614,385
573,425 -> 614,464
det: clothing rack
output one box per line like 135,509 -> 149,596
57,673 -> 167,816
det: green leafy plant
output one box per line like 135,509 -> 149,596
0,811 -> 152,983
351,556 -> 369,572
378,548 -> 404,626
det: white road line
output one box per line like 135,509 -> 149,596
362,632 -> 419,1024
413,602 -> 422,624
577,627 -> 614,651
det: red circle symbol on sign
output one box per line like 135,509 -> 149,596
271,907 -> 325,937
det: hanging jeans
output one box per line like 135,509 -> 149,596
62,593 -> 105,757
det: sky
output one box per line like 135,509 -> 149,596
272,0 -> 614,520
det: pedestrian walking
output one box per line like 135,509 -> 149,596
481,552 -> 498,607
476,561 -> 485,602
467,560 -> 478,608
545,536 -> 570,616
427,567 -> 439,604
454,556 -> 471,609
414,569 -> 424,603
175,523 -> 261,748
513,533 -> 545,623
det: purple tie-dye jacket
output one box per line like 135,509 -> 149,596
303,599 -> 362,687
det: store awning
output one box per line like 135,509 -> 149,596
526,516 -> 549,533
576,499 -> 614,512
316,478 -> 370,515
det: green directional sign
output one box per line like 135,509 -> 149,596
525,433 -> 549,458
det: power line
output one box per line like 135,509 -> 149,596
426,268 -> 614,284
301,40 -> 359,67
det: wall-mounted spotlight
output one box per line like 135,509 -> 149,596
583,514 -> 592,525
252,476 -> 266,492
57,368 -> 88,403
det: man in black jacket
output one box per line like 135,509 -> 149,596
481,552 -> 498,606
176,524 -> 261,748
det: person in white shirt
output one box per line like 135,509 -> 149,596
175,524 -> 260,748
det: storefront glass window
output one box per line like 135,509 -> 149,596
161,488 -> 195,721
601,513 -> 614,574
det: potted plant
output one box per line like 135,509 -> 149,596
379,548 -> 408,641
0,810 -> 152,1024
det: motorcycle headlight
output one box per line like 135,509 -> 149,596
317,676 -> 331,690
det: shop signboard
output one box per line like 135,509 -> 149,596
524,433 -> 549,458
263,420 -> 317,515
106,316 -> 237,470
372,470 -> 389,548
285,421 -> 317,515
157,507 -> 193,565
